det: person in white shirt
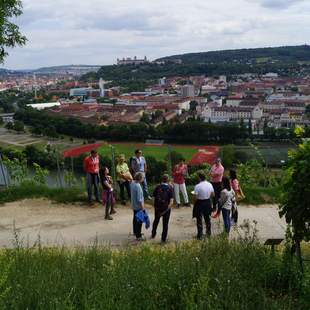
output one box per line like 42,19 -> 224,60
219,177 -> 236,234
193,173 -> 214,239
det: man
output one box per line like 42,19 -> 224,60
130,172 -> 145,240
152,174 -> 174,243
130,149 -> 151,199
210,158 -> 224,215
173,158 -> 190,208
83,149 -> 100,204
193,173 -> 214,239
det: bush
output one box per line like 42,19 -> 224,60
222,144 -> 236,168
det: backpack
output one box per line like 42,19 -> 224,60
155,185 -> 172,210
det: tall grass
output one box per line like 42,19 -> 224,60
0,182 -> 86,204
0,238 -> 307,309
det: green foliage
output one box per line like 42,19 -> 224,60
32,163 -> 49,185
0,0 -> 27,62
0,239 -> 306,309
280,139 -> 310,242
3,158 -> 28,185
0,182 -> 86,205
13,120 -> 24,132
145,156 -> 168,183
237,160 -> 280,188
221,144 -> 235,168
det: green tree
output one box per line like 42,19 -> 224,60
221,145 -> 235,168
279,129 -> 310,271
13,120 -> 24,132
0,0 -> 27,62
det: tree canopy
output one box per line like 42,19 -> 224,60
0,0 -> 27,63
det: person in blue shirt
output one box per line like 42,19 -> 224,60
130,172 -> 145,240
130,149 -> 151,200
152,174 -> 174,243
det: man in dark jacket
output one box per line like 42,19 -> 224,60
151,174 -> 174,243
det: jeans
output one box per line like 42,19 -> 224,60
152,208 -> 171,242
173,183 -> 189,204
86,173 -> 100,203
118,180 -> 131,202
211,182 -> 222,211
133,210 -> 143,238
104,190 -> 110,217
141,175 -> 149,198
196,199 -> 212,239
222,208 -> 231,233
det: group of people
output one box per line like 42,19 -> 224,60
84,149 -> 244,242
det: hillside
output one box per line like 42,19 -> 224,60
81,45 -> 310,91
156,45 -> 310,65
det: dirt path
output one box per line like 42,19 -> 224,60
0,199 -> 286,248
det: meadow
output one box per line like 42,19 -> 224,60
0,238 -> 308,309
98,142 -> 201,161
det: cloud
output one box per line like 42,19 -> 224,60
1,0 -> 309,69
249,0 -> 305,9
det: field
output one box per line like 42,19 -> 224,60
235,142 -> 296,166
99,142 -> 205,161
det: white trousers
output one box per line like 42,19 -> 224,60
174,183 -> 189,204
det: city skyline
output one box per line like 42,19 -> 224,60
1,0 -> 310,69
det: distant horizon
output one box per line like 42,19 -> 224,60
1,43 -> 309,71
2,0 -> 310,70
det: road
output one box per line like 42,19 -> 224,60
0,199 -> 287,248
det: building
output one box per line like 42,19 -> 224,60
117,56 -> 149,66
180,85 -> 195,97
200,106 -> 263,123
0,113 -> 14,123
27,102 -> 61,110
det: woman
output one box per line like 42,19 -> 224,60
219,177 -> 235,234
229,170 -> 245,201
116,154 -> 132,205
99,167 -> 116,220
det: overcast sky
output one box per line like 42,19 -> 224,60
2,0 -> 310,69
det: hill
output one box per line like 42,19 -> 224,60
81,45 -> 310,92
156,45 -> 310,65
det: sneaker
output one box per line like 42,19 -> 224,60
136,237 -> 146,242
110,209 -> 117,215
105,215 -> 113,220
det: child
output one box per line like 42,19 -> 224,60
99,167 -> 116,220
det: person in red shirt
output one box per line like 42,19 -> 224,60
172,158 -> 190,208
84,149 -> 100,204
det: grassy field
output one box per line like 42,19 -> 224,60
99,142 -> 201,161
0,238 -> 307,309
235,142 -> 296,166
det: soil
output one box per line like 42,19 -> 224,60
0,199 -> 286,248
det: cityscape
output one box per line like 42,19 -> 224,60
0,0 -> 309,308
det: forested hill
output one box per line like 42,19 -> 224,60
81,45 -> 310,92
156,45 -> 310,65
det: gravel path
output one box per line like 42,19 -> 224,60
0,199 -> 286,248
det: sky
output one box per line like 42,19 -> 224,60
2,0 -> 310,69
